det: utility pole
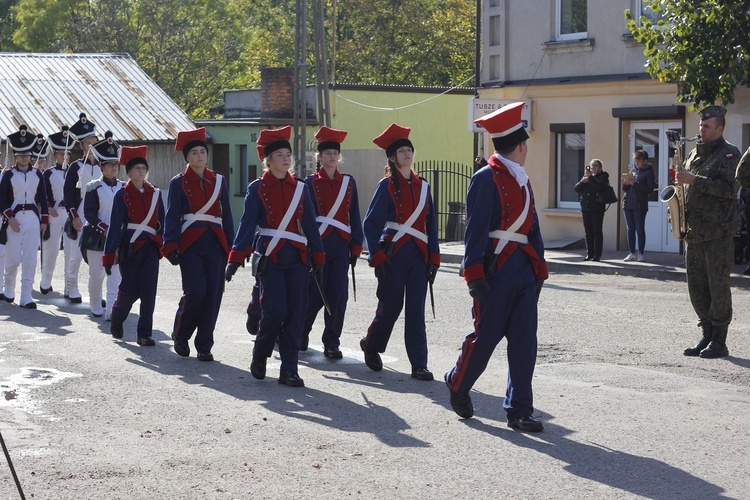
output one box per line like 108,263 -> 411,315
294,0 -> 331,178
293,0 -> 308,178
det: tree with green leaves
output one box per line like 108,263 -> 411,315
626,0 -> 750,107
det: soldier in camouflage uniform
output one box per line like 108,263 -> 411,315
678,106 -> 740,359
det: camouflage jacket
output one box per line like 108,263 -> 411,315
684,136 -> 741,243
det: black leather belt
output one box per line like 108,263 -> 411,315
14,204 -> 39,213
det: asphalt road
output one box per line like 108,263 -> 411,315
1,254 -> 749,499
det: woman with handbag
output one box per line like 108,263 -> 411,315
82,131 -> 123,319
102,146 -> 164,345
574,159 -> 609,261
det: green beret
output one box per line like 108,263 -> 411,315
698,105 -> 727,120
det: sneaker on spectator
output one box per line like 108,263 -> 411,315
637,253 -> 645,262
623,253 -> 636,262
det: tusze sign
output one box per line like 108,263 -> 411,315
468,99 -> 531,134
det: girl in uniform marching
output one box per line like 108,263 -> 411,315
82,131 -> 123,319
163,127 -> 234,362
103,146 -> 164,345
300,126 -> 364,359
225,126 -> 325,387
0,125 -> 49,308
40,126 -> 73,295
360,124 -> 440,380
64,113 -> 101,303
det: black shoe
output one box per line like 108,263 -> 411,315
197,351 -> 214,362
101,299 -> 106,308
323,347 -> 343,360
137,337 -> 155,346
411,367 -> 434,381
40,285 -> 53,295
360,338 -> 382,371
4,296 -> 14,303
699,341 -> 729,358
507,415 -> 544,432
250,355 -> 267,380
246,315 -> 259,335
592,257 -> 600,262
582,256 -> 593,261
278,370 -> 304,387
19,302 -> 37,309
111,323 -> 124,339
744,265 -> 750,276
684,337 -> 711,356
0,294 -> 5,301
68,296 -> 82,304
171,333 -> 190,357
300,334 -> 309,352
92,311 -> 103,318
444,372 -> 473,419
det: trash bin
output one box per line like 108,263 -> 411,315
445,201 -> 466,241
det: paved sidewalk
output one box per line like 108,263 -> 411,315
439,242 -> 750,287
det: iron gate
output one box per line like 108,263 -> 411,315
415,160 -> 474,242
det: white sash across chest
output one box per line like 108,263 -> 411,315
385,180 -> 429,244
181,174 -> 224,232
316,175 -> 351,235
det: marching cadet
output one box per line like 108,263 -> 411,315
163,127 -> 234,361
360,124 -> 440,381
40,126 -> 74,295
63,113 -> 100,304
300,126 -> 364,359
445,102 -> 548,430
82,132 -> 123,319
103,146 -> 164,345
225,126 -> 325,387
0,125 -> 49,308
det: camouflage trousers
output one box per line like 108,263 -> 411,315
685,235 -> 734,328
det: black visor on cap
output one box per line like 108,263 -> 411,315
385,138 -> 414,158
317,141 -> 341,153
264,140 -> 292,159
183,140 -> 208,159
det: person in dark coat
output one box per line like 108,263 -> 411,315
622,149 -> 655,262
574,159 -> 609,261
225,126 -> 325,388
163,127 -> 234,362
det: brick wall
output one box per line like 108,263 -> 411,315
260,67 -> 294,119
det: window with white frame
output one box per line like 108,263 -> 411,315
553,125 -> 586,208
556,0 -> 587,41
637,0 -> 664,25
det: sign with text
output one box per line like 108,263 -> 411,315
468,98 -> 531,133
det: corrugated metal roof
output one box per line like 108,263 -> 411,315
0,52 -> 194,142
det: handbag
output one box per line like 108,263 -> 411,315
597,185 -> 619,205
79,224 -> 106,252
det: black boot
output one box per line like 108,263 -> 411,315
700,326 -> 729,358
684,323 -> 712,356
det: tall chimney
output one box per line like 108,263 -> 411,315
260,67 -> 294,119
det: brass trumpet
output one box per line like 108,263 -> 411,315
659,130 -> 701,240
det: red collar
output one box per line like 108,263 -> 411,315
183,165 -> 216,183
315,168 -> 343,183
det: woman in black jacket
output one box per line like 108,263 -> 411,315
574,159 -> 609,261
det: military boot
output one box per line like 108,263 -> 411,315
683,323 -> 712,356
700,326 -> 729,358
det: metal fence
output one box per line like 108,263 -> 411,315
415,160 -> 474,242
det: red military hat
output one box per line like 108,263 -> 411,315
119,145 -> 149,171
373,123 -> 413,158
474,101 -> 529,151
314,126 -> 347,153
256,125 -> 292,161
175,127 -> 207,160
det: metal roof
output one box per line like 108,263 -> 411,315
0,52 -> 194,142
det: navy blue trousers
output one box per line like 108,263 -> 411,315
364,240 -> 428,369
254,244 -> 310,373
303,232 -> 350,349
446,250 -> 538,420
172,231 -> 226,353
111,239 -> 159,338
247,279 -> 261,320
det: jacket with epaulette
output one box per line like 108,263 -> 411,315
684,136 -> 741,243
